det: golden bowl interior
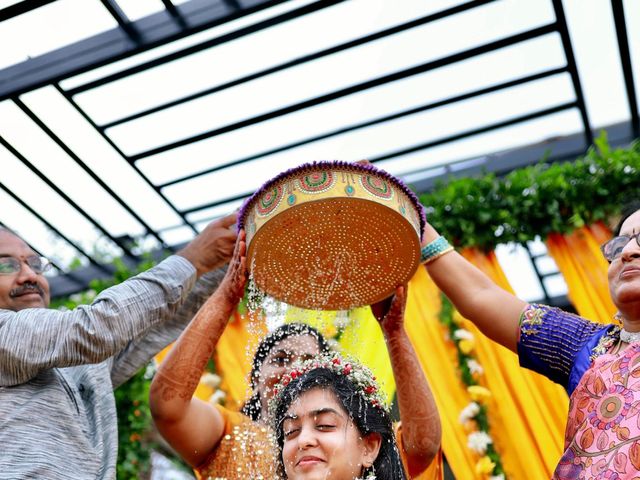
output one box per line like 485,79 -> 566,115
246,196 -> 420,310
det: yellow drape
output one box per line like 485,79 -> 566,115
461,250 -> 568,475
214,310 -> 267,409
212,305 -> 397,408
284,306 -> 397,405
405,250 -> 568,479
405,267 -> 478,479
545,222 -> 616,323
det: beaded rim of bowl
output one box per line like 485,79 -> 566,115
237,160 -> 426,238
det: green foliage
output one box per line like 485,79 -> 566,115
114,365 -> 155,479
421,133 -> 640,250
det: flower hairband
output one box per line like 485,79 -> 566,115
269,353 -> 389,418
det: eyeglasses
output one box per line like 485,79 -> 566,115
601,233 -> 640,262
0,255 -> 52,275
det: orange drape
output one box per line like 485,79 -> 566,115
461,249 -> 567,477
405,267 -> 479,479
545,222 -> 616,323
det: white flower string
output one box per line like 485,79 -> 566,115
440,294 -> 506,478
459,402 -> 481,424
466,359 -> 484,376
468,431 -> 494,455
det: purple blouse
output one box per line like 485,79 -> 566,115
517,304 -> 619,395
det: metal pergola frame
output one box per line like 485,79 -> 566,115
0,0 -> 637,300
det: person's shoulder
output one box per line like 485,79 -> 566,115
212,403 -> 253,429
521,303 -> 597,332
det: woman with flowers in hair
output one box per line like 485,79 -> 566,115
271,353 -> 407,480
150,229 -> 442,479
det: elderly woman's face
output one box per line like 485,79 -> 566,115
608,209 -> 640,310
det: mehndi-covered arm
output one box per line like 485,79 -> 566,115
108,267 -> 226,388
149,231 -> 247,468
373,286 -> 442,476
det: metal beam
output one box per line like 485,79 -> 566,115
159,67 -> 568,189
64,0 -> 344,96
611,0 -> 639,138
15,96 -> 169,249
552,0 -> 593,146
99,0 -> 140,43
0,0 -> 57,22
220,0 -> 241,10
180,102 -> 577,215
0,125 -> 138,258
55,84 -> 199,235
129,23 -> 559,161
0,0 -> 290,100
0,180 -> 112,274
369,102 -> 578,163
160,0 -> 188,30
405,119 -> 636,194
98,0 -> 495,130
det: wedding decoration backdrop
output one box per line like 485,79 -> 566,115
53,135 -> 640,479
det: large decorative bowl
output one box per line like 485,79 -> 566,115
238,161 -> 425,310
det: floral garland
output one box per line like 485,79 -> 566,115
268,352 -> 388,420
439,293 -> 506,479
200,370 -> 227,406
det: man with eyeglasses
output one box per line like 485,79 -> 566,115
0,214 -> 237,479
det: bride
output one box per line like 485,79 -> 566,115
270,352 -> 407,480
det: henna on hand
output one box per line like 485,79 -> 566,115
382,286 -> 441,469
386,331 -> 441,457
151,232 -> 247,414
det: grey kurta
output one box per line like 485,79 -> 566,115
0,255 -> 224,479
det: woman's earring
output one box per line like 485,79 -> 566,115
365,465 -> 377,480
614,312 -> 623,323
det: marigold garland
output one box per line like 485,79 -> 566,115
439,293 -> 506,479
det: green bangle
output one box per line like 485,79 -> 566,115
420,236 -> 454,264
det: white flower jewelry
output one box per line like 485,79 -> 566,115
208,390 -> 226,406
467,431 -> 493,455
201,373 -> 222,389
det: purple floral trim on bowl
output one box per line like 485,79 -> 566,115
237,160 -> 426,239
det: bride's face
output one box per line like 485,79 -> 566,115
281,388 -> 379,480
